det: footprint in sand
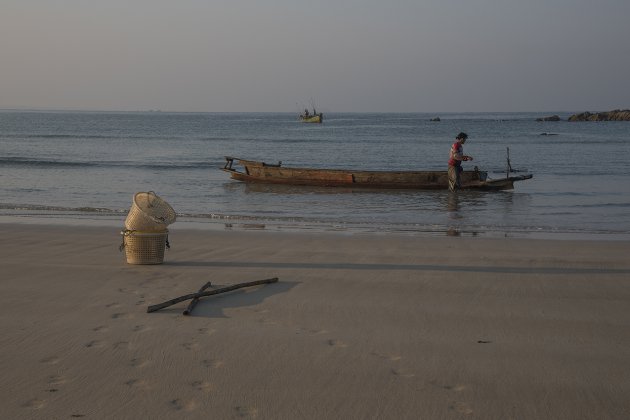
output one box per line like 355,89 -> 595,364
197,327 -> 217,336
201,359 -> 224,369
234,406 -> 259,418
296,327 -> 328,336
105,302 -> 120,309
130,357 -> 150,368
430,380 -> 468,393
326,339 -> 348,348
113,341 -> 131,350
125,379 -> 150,390
92,325 -> 109,332
47,374 -> 67,386
182,342 -> 200,351
84,340 -> 104,349
443,384 -> 468,392
391,368 -> 415,378
191,380 -> 214,393
371,351 -> 402,361
44,374 -> 66,393
132,324 -> 150,333
111,312 -> 133,320
169,398 -> 198,412
450,401 -> 473,415
40,356 -> 60,365
22,398 -> 46,409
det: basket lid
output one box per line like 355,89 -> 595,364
132,191 -> 176,225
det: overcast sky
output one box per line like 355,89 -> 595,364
2,0 -> 629,113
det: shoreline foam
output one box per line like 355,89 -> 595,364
2,212 -> 630,241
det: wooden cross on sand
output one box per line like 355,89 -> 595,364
147,277 -> 279,315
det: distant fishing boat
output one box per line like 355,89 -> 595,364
222,157 -> 533,190
299,107 -> 323,123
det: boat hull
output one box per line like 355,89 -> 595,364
222,157 -> 532,191
299,114 -> 322,123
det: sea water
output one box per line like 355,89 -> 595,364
1,110 -> 629,239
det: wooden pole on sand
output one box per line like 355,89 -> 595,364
147,277 -> 279,313
183,281 -> 212,316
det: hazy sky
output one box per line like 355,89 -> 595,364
2,0 -> 629,112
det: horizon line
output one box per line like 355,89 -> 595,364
0,107 -> 585,115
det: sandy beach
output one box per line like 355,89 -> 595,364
1,222 -> 630,419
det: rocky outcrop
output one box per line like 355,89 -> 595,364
568,109 -> 630,121
536,115 -> 561,121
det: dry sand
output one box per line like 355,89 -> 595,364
1,222 -> 630,419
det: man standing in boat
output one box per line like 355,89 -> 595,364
448,132 -> 473,191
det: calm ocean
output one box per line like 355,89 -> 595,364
1,110 -> 629,239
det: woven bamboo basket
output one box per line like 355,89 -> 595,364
120,229 -> 169,265
124,191 -> 176,231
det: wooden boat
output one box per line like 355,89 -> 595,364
222,157 -> 533,190
299,114 -> 322,123
299,108 -> 323,123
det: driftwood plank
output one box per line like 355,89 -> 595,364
183,281 -> 212,316
147,277 -> 279,313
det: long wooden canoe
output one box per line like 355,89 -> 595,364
221,157 -> 532,190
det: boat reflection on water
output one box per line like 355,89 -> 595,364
220,173 -> 534,238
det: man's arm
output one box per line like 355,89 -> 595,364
451,146 -> 473,161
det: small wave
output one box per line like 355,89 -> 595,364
2,204 -> 628,239
570,202 -> 630,209
0,157 -> 217,170
0,133 -> 187,140
32,134 -> 111,139
0,203 -> 127,213
0,157 -> 97,168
